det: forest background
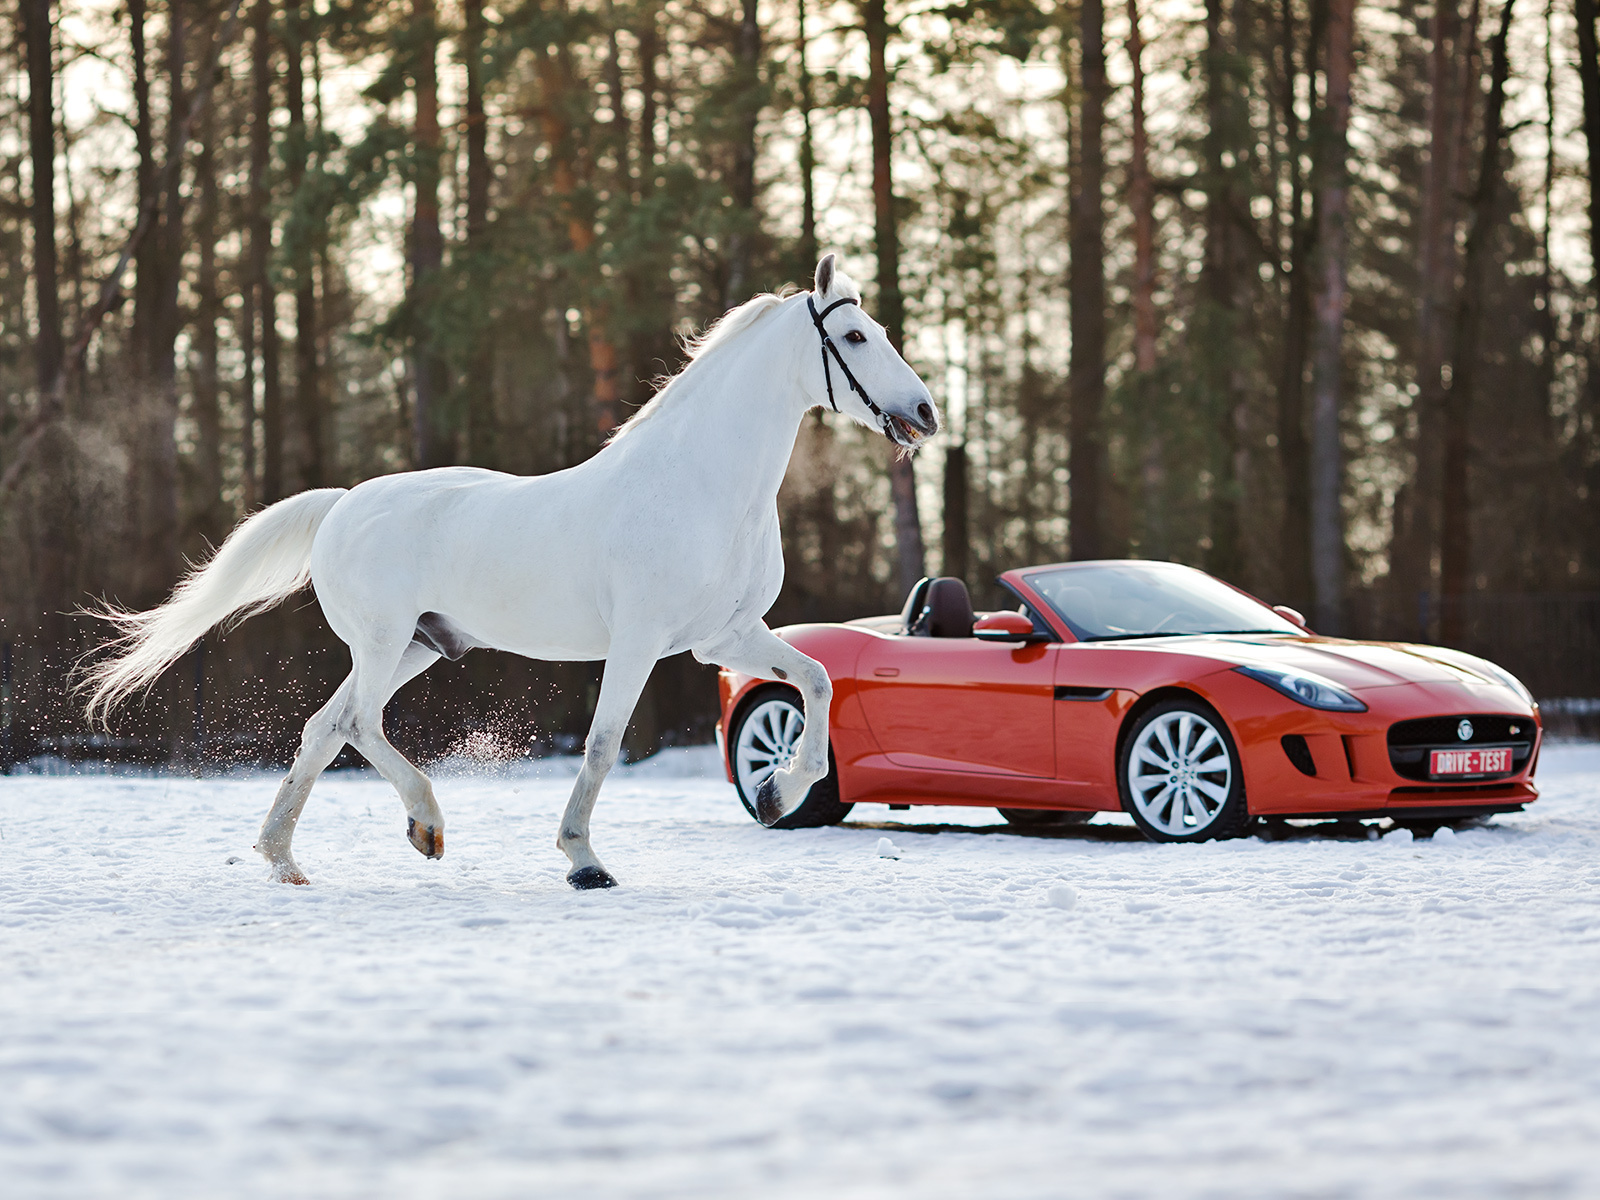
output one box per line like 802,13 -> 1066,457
1,0 -> 1598,767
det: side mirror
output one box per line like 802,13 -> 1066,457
1273,604 -> 1309,630
973,612 -> 1038,642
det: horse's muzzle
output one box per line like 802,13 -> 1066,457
886,402 -> 940,447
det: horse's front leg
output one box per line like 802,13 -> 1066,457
702,626 -> 833,826
558,648 -> 659,890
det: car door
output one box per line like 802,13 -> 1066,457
1052,643 -> 1133,798
854,635 -> 1058,776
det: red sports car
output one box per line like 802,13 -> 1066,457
715,561 -> 1542,841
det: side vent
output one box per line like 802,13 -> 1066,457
1281,734 -> 1317,777
1341,735 -> 1358,780
1055,686 -> 1114,702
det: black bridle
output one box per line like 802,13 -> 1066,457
807,294 -> 895,439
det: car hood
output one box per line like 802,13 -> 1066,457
1108,634 -> 1522,694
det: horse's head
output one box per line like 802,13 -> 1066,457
806,254 -> 940,450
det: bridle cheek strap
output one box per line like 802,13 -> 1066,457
808,294 -> 893,437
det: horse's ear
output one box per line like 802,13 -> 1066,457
814,253 -> 836,296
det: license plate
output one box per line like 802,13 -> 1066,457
1429,746 -> 1513,777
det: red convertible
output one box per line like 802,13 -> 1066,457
715,561 -> 1542,841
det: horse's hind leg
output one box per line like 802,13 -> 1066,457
343,640 -> 448,860
558,647 -> 659,890
256,673 -> 356,884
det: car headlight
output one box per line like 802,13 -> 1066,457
1234,665 -> 1367,712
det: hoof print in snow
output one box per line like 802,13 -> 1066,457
754,777 -> 786,827
407,817 -> 444,859
568,866 -> 619,891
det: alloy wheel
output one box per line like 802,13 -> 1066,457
1125,708 -> 1234,836
734,697 -> 804,800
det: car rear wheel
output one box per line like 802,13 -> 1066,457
996,808 -> 1095,829
730,688 -> 854,829
1119,699 -> 1251,842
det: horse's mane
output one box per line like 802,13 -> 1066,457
608,282 -> 834,444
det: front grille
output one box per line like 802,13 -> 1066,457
1387,714 -> 1533,781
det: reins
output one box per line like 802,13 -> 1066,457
807,294 -> 894,438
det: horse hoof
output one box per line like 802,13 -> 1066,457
568,866 -> 618,890
754,776 -> 786,827
407,817 -> 444,859
272,866 -> 310,886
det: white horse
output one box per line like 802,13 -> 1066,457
83,255 -> 939,889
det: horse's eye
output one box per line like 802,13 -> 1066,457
844,330 -> 867,344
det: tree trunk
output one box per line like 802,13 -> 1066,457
463,0 -> 495,466
1574,0 -> 1600,570
193,70 -> 224,547
798,0 -> 817,271
129,1 -> 189,604
1126,0 -> 1156,376
1394,0 -> 1464,606
130,0 -> 157,377
464,0 -> 490,235
60,89 -> 84,361
1308,0 -> 1354,633
625,4 -> 676,411
286,1 -> 321,488
537,25 -> 621,440
22,0 -> 66,642
724,0 -> 762,307
942,443 -> 969,583
249,0 -> 283,503
154,5 -> 188,379
23,0 -> 62,397
1200,0 -> 1245,581
864,0 -> 925,594
1440,0 -> 1515,638
1577,0 -> 1600,310
411,0 -> 447,468
638,3 -> 658,190
1275,0 -> 1316,612
1068,0 -> 1107,560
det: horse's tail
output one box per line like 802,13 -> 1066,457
81,487 -> 349,725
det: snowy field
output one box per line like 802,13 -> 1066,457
3,744 -> 1599,1200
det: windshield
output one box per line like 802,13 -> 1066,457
1023,562 -> 1303,641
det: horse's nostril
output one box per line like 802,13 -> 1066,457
917,402 -> 935,427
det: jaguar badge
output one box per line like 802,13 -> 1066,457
1457,719 -> 1474,741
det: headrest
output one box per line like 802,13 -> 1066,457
903,577 -> 975,638
924,577 -> 975,637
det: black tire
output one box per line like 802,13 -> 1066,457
729,686 -> 854,829
996,807 -> 1095,829
1117,697 -> 1252,842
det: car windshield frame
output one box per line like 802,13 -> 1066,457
1019,561 -> 1305,643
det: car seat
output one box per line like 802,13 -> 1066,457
903,577 -> 976,638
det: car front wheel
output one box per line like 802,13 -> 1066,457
730,688 -> 854,829
1118,699 -> 1251,842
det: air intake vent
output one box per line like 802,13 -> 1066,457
1281,734 -> 1317,777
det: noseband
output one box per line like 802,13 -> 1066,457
807,294 -> 895,439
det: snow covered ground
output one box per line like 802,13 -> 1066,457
3,743 -> 1599,1199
